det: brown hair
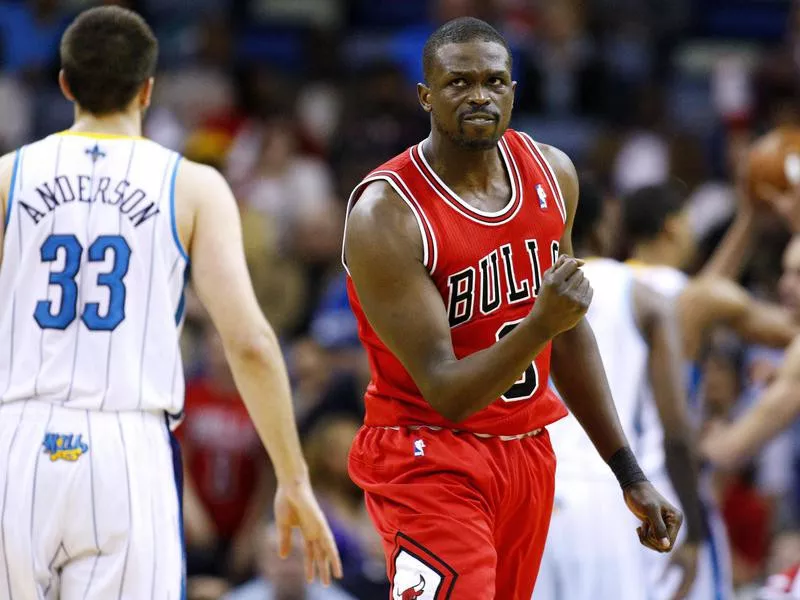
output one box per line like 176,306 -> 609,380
60,6 -> 158,115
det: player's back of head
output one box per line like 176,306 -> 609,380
60,6 -> 158,115
571,176 -> 605,253
621,182 -> 687,247
422,17 -> 510,83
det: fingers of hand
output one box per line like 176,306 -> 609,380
548,256 -> 580,285
313,541 -> 331,586
278,521 -> 293,559
647,504 -> 670,550
664,507 -> 683,545
303,540 -> 315,583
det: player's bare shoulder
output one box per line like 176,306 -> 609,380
344,180 -> 425,270
173,158 -> 234,254
535,142 -> 579,210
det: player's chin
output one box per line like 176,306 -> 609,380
455,133 -> 501,150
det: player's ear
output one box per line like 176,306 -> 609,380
417,82 -> 432,113
58,70 -> 76,103
139,77 -> 155,110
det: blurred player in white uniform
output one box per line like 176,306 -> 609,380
620,183 -> 798,600
536,180 -> 706,600
0,7 -> 341,599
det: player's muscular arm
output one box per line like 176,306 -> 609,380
704,337 -> 800,468
541,144 -> 628,461
541,144 -> 683,552
345,181 -> 587,423
178,161 -> 342,583
678,277 -> 798,359
634,282 -> 706,545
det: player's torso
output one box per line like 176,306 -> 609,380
346,130 -> 568,436
0,132 -> 188,416
549,258 -> 649,480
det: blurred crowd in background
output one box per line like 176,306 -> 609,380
3,0 -> 800,598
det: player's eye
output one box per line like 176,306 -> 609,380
488,77 -> 505,86
450,78 -> 467,88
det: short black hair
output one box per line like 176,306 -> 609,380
60,6 -> 158,115
621,182 -> 687,245
422,17 -> 510,83
571,176 -> 605,248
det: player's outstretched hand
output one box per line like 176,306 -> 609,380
623,481 -> 683,553
274,480 -> 344,585
529,254 -> 593,338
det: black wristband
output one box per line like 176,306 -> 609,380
607,446 -> 648,489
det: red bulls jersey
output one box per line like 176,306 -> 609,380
344,130 -> 569,436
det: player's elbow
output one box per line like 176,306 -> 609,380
419,380 -> 473,423
225,326 -> 281,369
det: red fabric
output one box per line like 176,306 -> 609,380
721,478 -> 770,568
349,426 -> 556,599
179,379 -> 263,539
346,129 -> 568,436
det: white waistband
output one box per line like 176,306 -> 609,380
380,425 -> 543,441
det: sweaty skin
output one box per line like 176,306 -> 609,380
346,35 -> 682,553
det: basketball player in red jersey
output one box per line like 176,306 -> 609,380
343,18 -> 682,599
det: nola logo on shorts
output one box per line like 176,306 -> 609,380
42,433 -> 89,462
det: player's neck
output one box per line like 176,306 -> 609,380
423,132 -> 503,190
630,242 -> 680,268
69,109 -> 143,139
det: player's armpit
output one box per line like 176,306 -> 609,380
345,181 -> 555,422
535,143 -> 579,255
0,151 -> 19,267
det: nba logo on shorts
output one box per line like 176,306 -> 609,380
536,184 -> 548,209
413,439 -> 426,457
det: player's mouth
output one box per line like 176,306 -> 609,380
461,113 -> 497,126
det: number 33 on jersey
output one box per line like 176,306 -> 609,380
344,129 -> 569,436
0,133 -> 188,415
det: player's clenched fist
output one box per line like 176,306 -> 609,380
529,254 -> 593,338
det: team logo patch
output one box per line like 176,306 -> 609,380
536,184 -> 548,209
42,433 -> 89,462
391,533 -> 457,599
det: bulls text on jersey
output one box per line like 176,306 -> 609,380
447,239 -> 560,327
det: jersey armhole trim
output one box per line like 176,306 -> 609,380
517,131 -> 568,223
169,154 -> 189,264
3,148 -> 22,233
341,174 -> 437,276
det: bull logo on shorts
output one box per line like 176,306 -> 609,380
42,433 -> 89,461
396,574 -> 425,600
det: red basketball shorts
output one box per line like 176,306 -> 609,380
348,425 -> 557,600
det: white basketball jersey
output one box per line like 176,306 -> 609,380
626,262 -> 689,477
0,132 -> 188,419
549,258 -> 648,480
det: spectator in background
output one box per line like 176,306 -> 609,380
181,326 -> 275,584
303,417 -> 389,598
223,522 -> 356,600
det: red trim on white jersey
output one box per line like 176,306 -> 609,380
409,138 -> 525,226
517,132 -> 567,223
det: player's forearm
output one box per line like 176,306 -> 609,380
699,210 -> 756,280
225,327 -> 309,486
648,310 -> 707,542
663,438 -> 707,542
550,319 -> 629,461
725,381 -> 800,463
423,315 -> 553,422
